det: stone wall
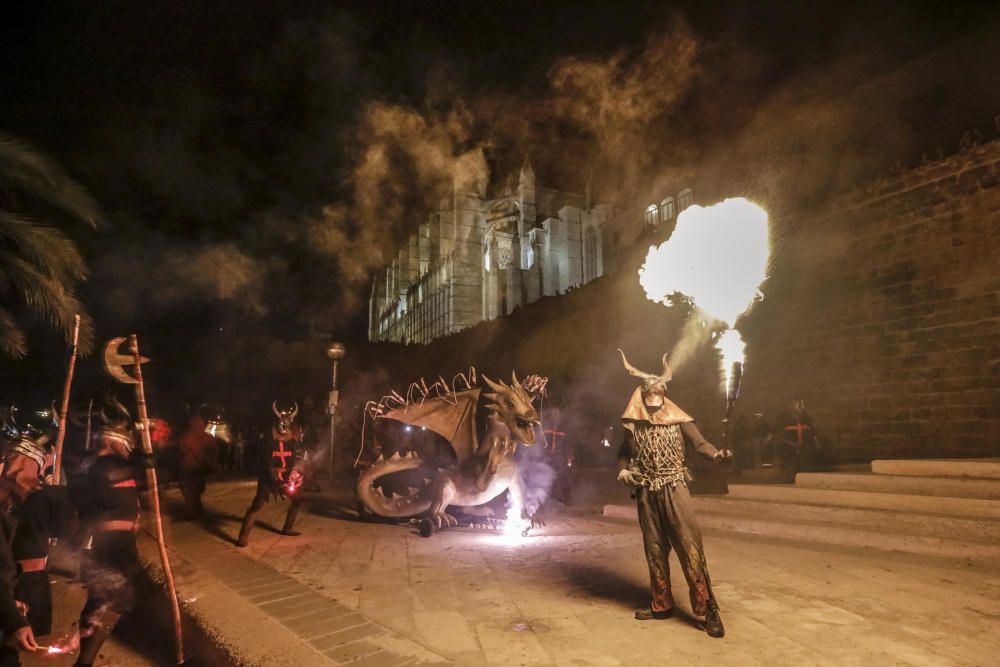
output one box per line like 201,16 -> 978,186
741,140 -> 1000,459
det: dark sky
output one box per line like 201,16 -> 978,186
1,1 -> 996,399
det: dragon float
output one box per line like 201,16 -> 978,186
357,369 -> 547,536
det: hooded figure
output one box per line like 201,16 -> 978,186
616,349 -> 731,637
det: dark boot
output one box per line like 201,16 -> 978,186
75,610 -> 120,666
237,511 -> 255,547
281,502 -> 301,536
704,598 -> 725,638
634,608 -> 674,621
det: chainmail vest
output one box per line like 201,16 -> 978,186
631,423 -> 688,491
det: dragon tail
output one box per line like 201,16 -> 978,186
356,451 -> 432,518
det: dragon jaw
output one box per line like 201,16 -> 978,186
482,372 -> 540,445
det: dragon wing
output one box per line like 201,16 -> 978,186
379,388 -> 481,464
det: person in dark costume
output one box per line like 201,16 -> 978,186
67,398 -> 143,667
772,398 -> 821,472
0,406 -> 50,665
177,414 -> 217,517
236,402 -> 304,547
615,350 -> 731,638
4,405 -> 67,641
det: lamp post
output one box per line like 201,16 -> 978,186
326,342 -> 346,483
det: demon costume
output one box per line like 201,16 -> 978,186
616,350 -> 730,638
67,400 -> 143,667
237,403 -> 304,547
178,414 -> 217,517
773,399 -> 821,472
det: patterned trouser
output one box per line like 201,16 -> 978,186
636,484 -> 714,616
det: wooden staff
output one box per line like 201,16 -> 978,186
83,399 -> 94,452
52,314 -> 81,485
128,335 -> 185,664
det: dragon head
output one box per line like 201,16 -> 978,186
482,372 -> 541,445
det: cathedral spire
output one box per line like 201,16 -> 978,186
519,153 -> 535,187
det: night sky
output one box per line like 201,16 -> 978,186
1,1 -> 996,404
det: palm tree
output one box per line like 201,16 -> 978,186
0,132 -> 103,358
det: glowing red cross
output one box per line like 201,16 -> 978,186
272,440 -> 293,468
544,429 -> 566,451
784,422 -> 811,448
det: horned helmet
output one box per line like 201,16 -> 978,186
0,403 -> 57,508
481,372 -> 541,445
272,401 -> 299,435
618,349 -> 673,396
95,395 -> 135,459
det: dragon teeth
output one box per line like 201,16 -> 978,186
390,452 -> 401,461
407,487 -> 419,496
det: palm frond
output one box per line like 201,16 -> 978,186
0,132 -> 105,230
0,211 -> 88,281
0,306 -> 27,358
0,251 -> 86,348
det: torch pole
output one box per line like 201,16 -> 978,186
128,335 -> 185,664
328,359 -> 339,483
52,314 -> 81,485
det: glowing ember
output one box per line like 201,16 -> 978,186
639,197 -> 769,386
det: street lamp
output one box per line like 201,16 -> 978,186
326,342 -> 346,483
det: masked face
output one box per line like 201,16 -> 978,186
97,428 -> 135,460
1,453 -> 42,506
642,383 -> 667,410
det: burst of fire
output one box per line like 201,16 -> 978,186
638,197 -> 770,387
498,498 -> 531,545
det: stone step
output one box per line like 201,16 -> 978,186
872,458 -> 1000,479
696,513 -> 1000,562
727,483 -> 1000,519
794,472 -> 1000,499
689,496 -> 1000,542
600,501 -> 1000,561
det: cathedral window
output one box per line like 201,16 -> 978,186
660,196 -> 675,221
584,226 -> 599,282
678,188 -> 693,212
644,203 -> 660,227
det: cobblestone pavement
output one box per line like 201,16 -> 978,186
158,478 -> 999,667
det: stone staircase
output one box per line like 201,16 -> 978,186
604,459 -> 1000,562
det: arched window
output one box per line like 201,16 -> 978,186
584,226 -> 599,282
644,204 -> 660,227
660,197 -> 675,221
678,188 -> 693,212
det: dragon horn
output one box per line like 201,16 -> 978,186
481,375 -> 506,393
272,401 -> 281,418
511,370 -> 522,389
660,353 -> 673,383
290,402 -> 299,420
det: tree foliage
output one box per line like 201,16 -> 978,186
0,132 -> 103,358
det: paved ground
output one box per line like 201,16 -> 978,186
153,477 -> 999,666
21,575 -> 161,667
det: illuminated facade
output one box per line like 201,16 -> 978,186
368,158 -> 610,343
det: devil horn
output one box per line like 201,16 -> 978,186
272,401 -> 281,418
660,353 -> 673,383
618,349 -> 649,379
290,402 -> 299,420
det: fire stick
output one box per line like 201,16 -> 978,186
52,314 -> 81,485
128,335 -> 185,664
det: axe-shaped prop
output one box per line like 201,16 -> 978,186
104,336 -> 185,664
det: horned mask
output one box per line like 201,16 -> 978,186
273,401 -> 299,435
618,349 -> 673,393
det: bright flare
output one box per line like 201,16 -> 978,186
639,197 -> 769,386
